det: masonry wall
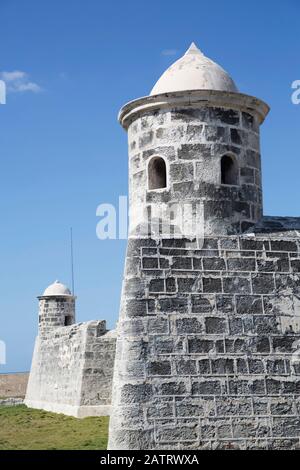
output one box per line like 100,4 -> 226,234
109,233 -> 300,450
25,321 -> 116,417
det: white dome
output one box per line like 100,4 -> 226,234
150,42 -> 238,96
43,280 -> 72,297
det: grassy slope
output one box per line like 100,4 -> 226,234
0,405 -> 109,450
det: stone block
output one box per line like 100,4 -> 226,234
138,130 -> 153,148
170,162 -> 194,182
223,276 -> 251,294
148,361 -> 172,376
188,338 -> 214,354
142,257 -> 159,269
230,128 -> 248,146
172,257 -> 192,270
158,381 -> 187,396
166,277 -> 177,292
176,359 -> 197,376
229,379 -> 265,395
149,279 -> 165,293
158,297 -> 188,313
242,112 -> 258,131
209,107 -> 240,125
203,277 -> 222,293
125,299 -> 148,317
191,295 -> 214,313
121,384 -> 153,404
248,359 -> 265,374
178,143 -> 212,160
203,257 -> 226,270
198,359 -> 211,374
227,258 -> 256,271
251,274 -> 275,294
236,295 -> 263,314
177,278 -> 197,292
192,380 -> 222,395
186,124 -> 204,139
271,240 -> 298,252
176,317 -> 203,334
216,397 -> 252,417
205,125 -> 227,142
148,317 -> 169,334
205,317 -> 227,334
216,295 -> 235,313
211,358 -> 234,375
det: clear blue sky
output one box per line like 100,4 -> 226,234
0,0 -> 299,372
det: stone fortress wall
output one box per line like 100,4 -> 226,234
25,320 -> 116,417
25,284 -> 116,418
109,226 -> 300,449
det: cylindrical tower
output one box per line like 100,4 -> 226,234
38,280 -> 76,331
119,43 -> 269,236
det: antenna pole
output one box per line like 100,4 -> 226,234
70,227 -> 75,295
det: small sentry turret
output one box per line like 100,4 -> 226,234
119,42 -> 269,236
38,280 -> 76,331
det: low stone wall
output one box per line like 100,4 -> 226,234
0,373 -> 29,398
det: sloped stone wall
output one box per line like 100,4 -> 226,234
109,234 -> 300,449
25,321 -> 116,417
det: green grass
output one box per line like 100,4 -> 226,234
0,405 -> 109,450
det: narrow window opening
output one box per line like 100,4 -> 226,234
148,157 -> 167,190
221,155 -> 238,185
64,315 -> 72,326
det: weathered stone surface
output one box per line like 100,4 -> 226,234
109,65 -> 300,450
109,230 -> 300,449
126,102 -> 264,237
24,297 -> 116,418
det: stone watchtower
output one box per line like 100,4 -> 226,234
25,280 -> 116,417
38,280 -> 76,331
108,43 -> 300,450
121,42 -> 269,238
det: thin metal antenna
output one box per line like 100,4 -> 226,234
70,227 -> 75,295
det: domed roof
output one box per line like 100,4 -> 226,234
43,280 -> 72,297
150,42 -> 238,96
